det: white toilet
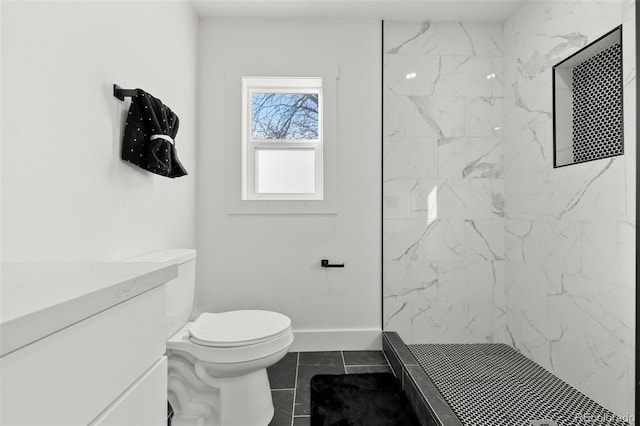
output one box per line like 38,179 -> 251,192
128,249 -> 294,426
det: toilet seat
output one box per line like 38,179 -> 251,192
189,310 -> 291,348
167,310 -> 294,364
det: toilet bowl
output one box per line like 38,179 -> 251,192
127,249 -> 293,426
168,311 -> 293,426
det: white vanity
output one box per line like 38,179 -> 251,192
0,262 -> 177,426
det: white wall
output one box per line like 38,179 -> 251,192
1,1 -> 197,262
503,0 -> 635,416
196,18 -> 382,350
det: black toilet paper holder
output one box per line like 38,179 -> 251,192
321,259 -> 344,268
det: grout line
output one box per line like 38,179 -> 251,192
381,344 -> 393,369
291,352 -> 300,426
342,363 -> 390,368
340,350 -> 347,373
271,388 -> 296,391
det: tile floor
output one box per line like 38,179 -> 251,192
267,351 -> 392,426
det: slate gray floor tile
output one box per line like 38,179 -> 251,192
345,365 -> 392,374
268,390 -> 294,426
268,352 -> 298,389
298,351 -> 343,366
342,350 -> 388,366
293,416 -> 310,426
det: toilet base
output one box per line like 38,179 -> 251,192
168,350 -> 276,426
196,365 -> 274,426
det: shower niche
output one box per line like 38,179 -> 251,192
552,26 -> 623,167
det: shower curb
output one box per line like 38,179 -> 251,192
382,332 -> 463,426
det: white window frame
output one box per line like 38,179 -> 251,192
225,63 -> 338,215
242,77 -> 324,201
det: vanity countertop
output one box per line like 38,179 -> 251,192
0,262 -> 177,357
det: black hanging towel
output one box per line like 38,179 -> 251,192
121,89 -> 187,178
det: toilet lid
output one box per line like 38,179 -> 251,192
189,310 -> 291,347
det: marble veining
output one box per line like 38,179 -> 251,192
504,157 -> 626,221
503,0 -> 635,417
385,2 -> 635,418
438,137 -> 503,179
384,219 -> 465,262
383,20 -> 505,347
465,219 -> 504,261
517,32 -> 588,81
384,21 -> 503,57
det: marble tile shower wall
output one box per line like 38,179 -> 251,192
382,21 -> 507,345
502,1 -> 635,417
383,4 -> 635,417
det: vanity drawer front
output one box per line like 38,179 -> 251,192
0,286 -> 165,426
91,357 -> 167,426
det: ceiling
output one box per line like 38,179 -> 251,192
191,0 -> 525,22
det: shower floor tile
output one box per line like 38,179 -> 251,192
408,343 -> 631,426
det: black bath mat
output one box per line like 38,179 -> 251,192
310,373 -> 421,426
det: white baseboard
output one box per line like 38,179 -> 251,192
290,328 -> 382,352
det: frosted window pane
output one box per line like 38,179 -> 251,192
256,149 -> 315,193
251,93 -> 318,140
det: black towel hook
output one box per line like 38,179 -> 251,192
113,84 -> 138,101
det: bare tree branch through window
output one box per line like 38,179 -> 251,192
251,92 -> 319,140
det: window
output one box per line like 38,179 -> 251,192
242,77 -> 324,200
225,64 -> 337,215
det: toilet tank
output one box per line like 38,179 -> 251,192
126,249 -> 196,338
